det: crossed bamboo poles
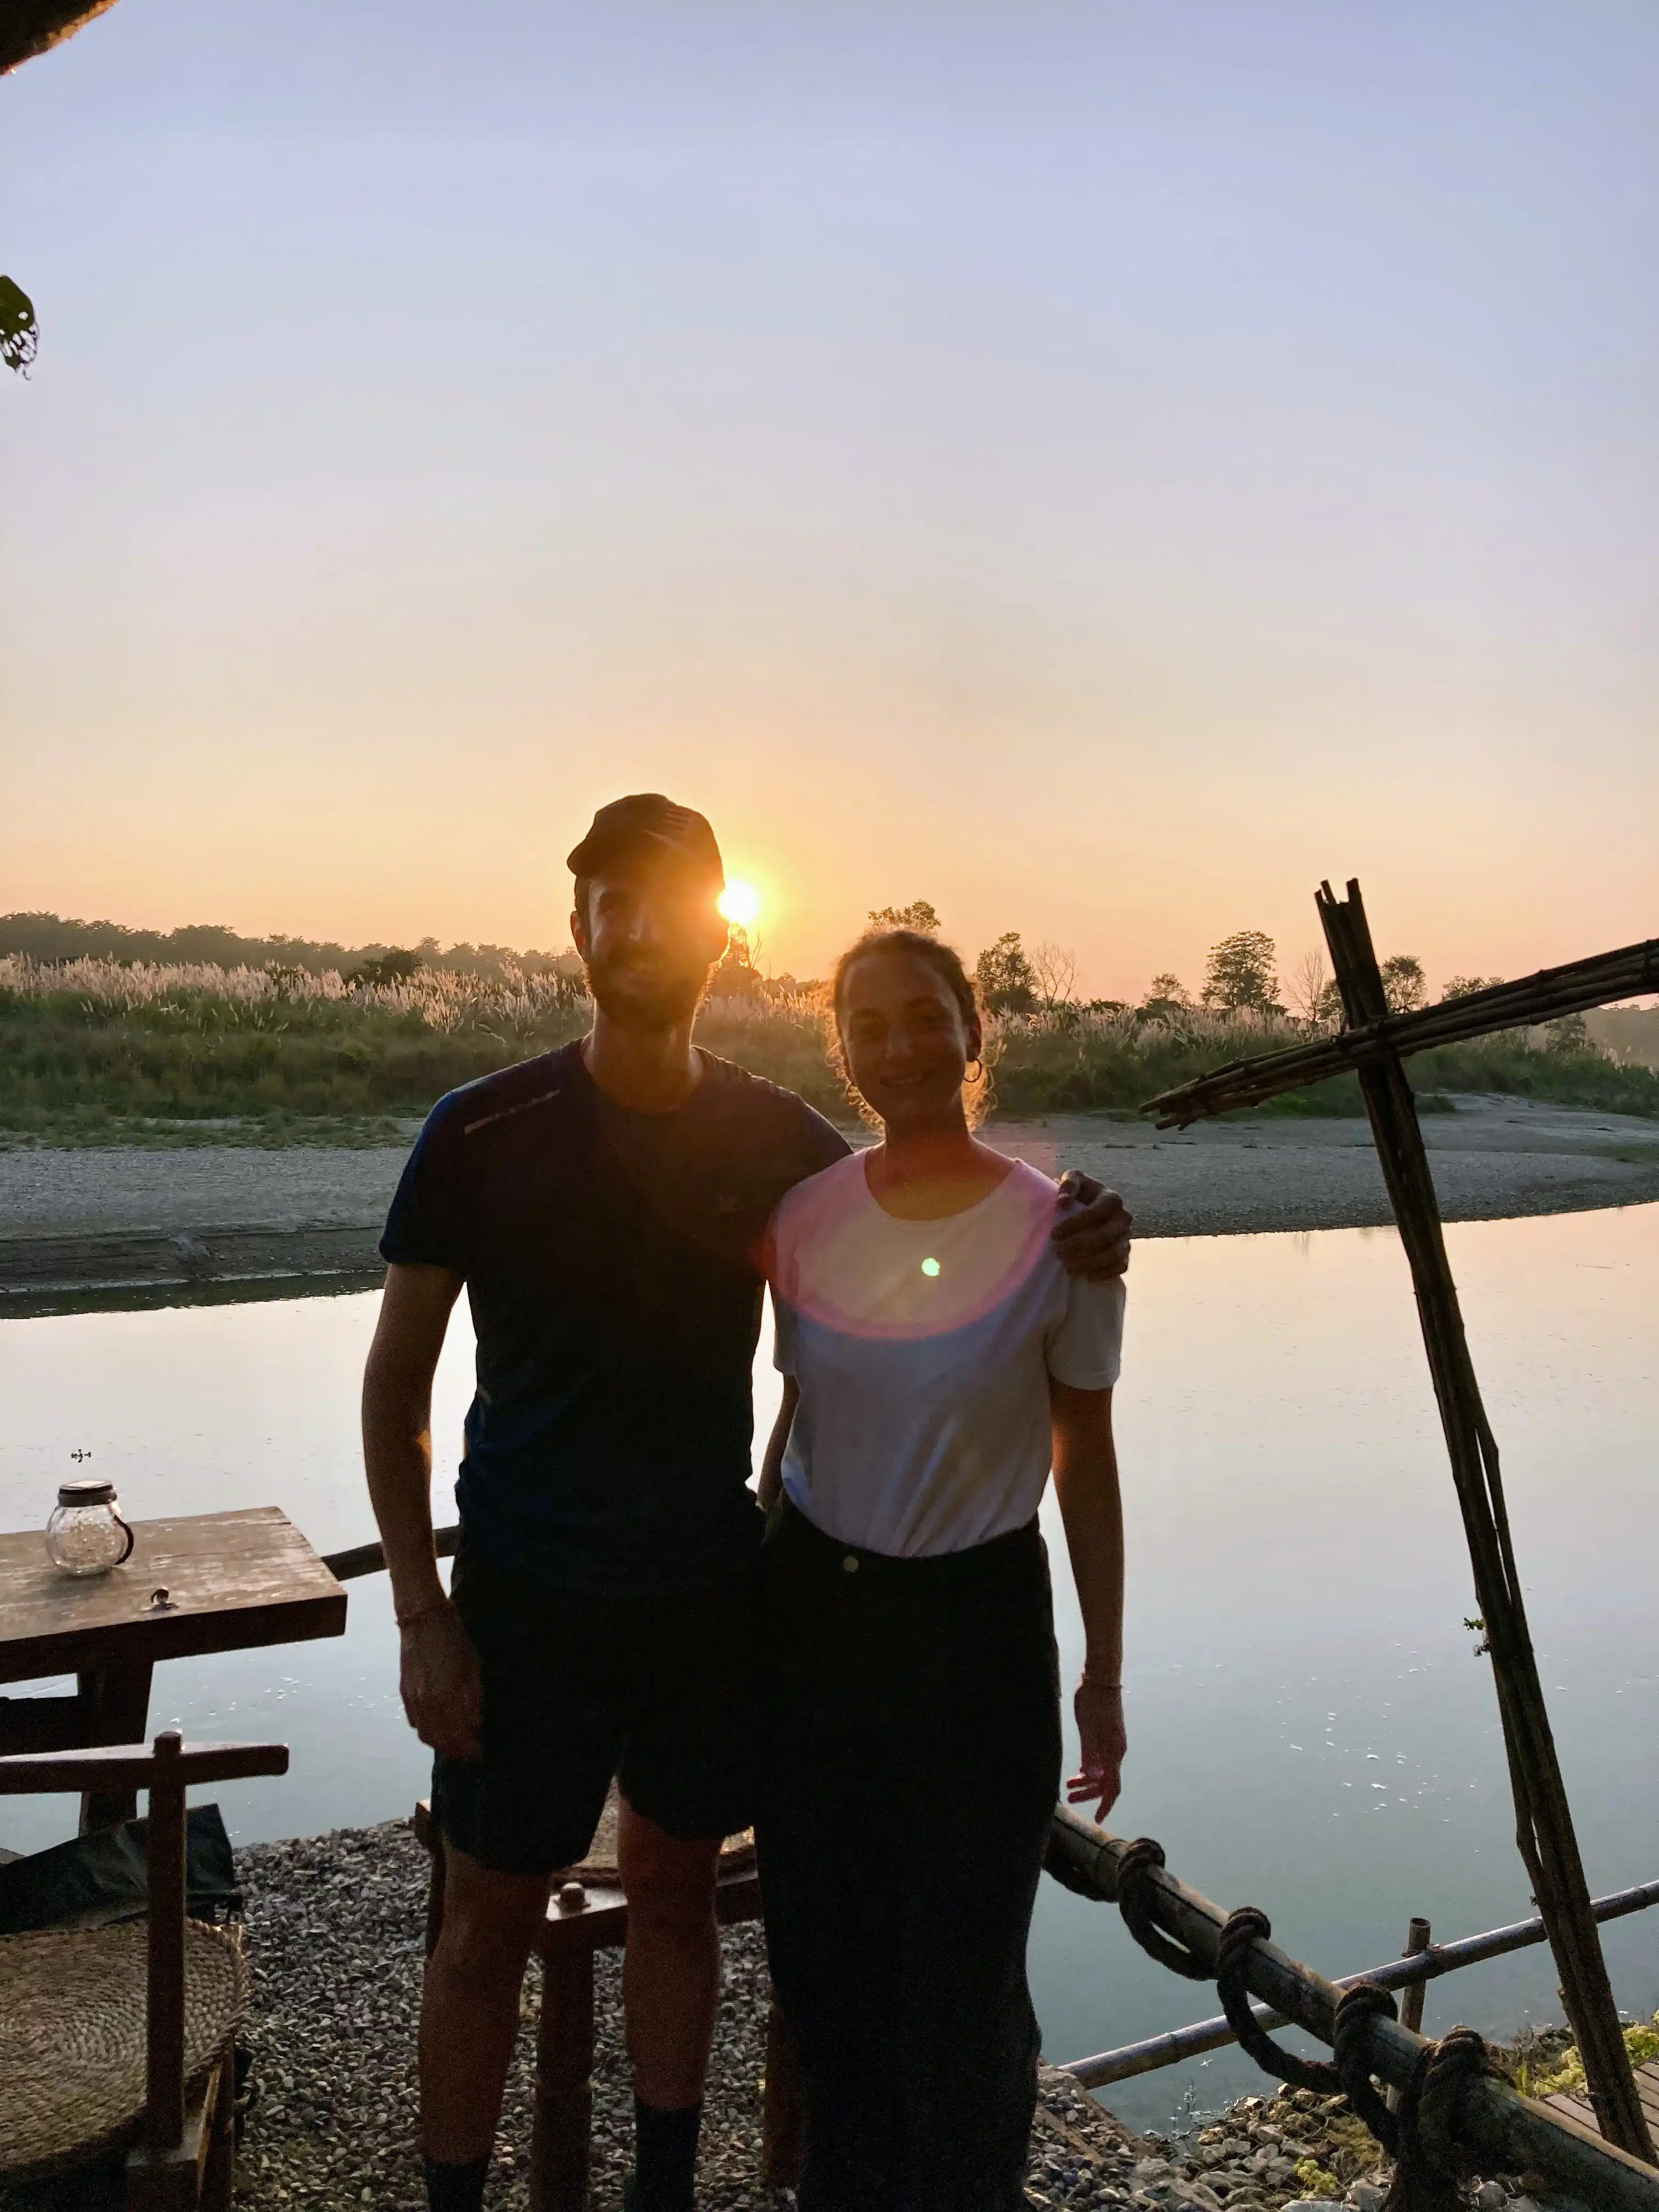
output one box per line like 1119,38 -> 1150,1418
1146,884 -> 1659,2162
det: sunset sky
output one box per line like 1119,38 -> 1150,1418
4,2 -> 1656,998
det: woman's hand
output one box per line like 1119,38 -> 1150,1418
1066,1678 -> 1126,1822
399,1602 -> 484,1762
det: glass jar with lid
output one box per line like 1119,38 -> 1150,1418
44,1478 -> 135,1576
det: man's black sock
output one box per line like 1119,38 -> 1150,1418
633,2096 -> 702,2211
422,2152 -> 489,2212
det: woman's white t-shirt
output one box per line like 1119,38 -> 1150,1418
768,1152 -> 1125,1558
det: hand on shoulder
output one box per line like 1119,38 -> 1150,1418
1051,1171 -> 1133,1282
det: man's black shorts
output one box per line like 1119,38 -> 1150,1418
432,1541 -> 760,1877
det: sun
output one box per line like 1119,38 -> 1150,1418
719,880 -> 762,930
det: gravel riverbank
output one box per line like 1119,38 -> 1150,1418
231,1820 -> 1158,2212
3,1098 -> 1657,1306
226,1824 -> 1555,2212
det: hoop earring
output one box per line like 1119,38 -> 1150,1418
964,1058 -> 984,1082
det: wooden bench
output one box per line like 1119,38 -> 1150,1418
411,1797 -> 804,2210
1549,2058 -> 1659,2152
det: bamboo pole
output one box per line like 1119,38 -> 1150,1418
1046,1807 -> 1659,2209
1144,932 -> 1658,1127
1397,1917 -> 1432,2038
1386,1917 -> 1432,2117
1315,878 -> 1651,2162
322,1524 -> 460,1583
1061,1874 -> 1659,2089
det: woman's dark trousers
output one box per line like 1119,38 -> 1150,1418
757,1505 -> 1062,2212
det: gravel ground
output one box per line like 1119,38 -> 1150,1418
0,1142 -> 425,1240
992,1097 -> 1659,1239
3,1099 -> 1656,1302
0,1821 -> 1564,2212
229,1820 -> 1159,2212
222,1825 -> 1564,2212
222,1822 -> 1580,2212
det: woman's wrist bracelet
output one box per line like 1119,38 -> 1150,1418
395,1593 -> 451,1631
1080,1670 -> 1122,1690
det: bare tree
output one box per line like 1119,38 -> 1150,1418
708,923 -> 766,1000
1029,941 -> 1078,1015
1290,950 -> 1331,1028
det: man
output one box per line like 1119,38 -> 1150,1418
362,794 -> 1133,2212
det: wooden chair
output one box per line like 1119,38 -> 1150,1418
0,1730 -> 287,2209
413,1796 -> 805,2211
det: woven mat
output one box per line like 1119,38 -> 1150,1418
0,1918 -> 247,2179
556,1782 -> 754,1883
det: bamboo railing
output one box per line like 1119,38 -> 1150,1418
1063,1873 -> 1659,2089
1047,1807 -> 1659,2210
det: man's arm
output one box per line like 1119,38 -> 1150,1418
1049,1378 -> 1126,1823
1051,1172 -> 1133,1283
362,1261 -> 482,1760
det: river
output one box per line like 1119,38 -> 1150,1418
2,1203 -> 1655,2133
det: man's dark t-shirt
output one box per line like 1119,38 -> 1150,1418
379,1041 -> 849,1595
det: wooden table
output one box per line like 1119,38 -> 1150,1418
0,1506 -> 346,1830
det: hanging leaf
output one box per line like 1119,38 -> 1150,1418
1,278 -> 40,376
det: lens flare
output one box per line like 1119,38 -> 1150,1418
719,879 -> 761,929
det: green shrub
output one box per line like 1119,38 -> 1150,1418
1532,2014 -> 1659,2098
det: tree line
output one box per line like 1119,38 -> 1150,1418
0,912 -> 575,985
5,904 -> 1519,1034
849,907 -> 1498,1029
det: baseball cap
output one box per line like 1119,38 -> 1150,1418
566,794 -> 724,887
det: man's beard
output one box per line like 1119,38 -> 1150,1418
585,946 -> 708,1031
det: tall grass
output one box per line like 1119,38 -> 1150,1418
1,957 -> 1655,1134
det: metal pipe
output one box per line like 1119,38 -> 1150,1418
1045,1807 -> 1659,2208
1063,1875 -> 1659,2090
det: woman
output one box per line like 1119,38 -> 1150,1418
756,927 -> 1127,2212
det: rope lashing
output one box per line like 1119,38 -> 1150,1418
1215,1907 -> 1341,2092
1116,1839 -> 1211,1980
1332,1983 -> 1403,2149
1109,1839 -> 1506,2205
1378,2025 -> 1499,2212
1215,1908 -> 1404,2141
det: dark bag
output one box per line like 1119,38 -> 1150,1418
0,1802 -> 239,1934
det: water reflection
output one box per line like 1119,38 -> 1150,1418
1,1204 -> 1654,2132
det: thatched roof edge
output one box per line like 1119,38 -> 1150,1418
2,0 -> 122,75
